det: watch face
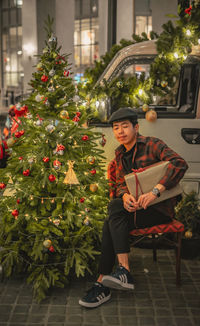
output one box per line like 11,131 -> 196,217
152,188 -> 160,197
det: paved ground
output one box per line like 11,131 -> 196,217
0,248 -> 200,326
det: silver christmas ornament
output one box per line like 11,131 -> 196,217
48,36 -> 57,43
35,119 -> 43,126
28,158 -> 34,164
46,124 -> 55,133
49,69 -> 55,76
48,86 -> 55,92
35,94 -> 42,102
73,95 -> 80,103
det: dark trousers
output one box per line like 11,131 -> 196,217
98,198 -> 172,275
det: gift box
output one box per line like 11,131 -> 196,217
124,161 -> 182,206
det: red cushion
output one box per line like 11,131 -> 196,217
129,219 -> 184,236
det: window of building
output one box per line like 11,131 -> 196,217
135,16 -> 152,38
134,0 -> 152,37
0,0 -> 23,103
74,0 -> 99,82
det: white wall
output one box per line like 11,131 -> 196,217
117,0 -> 134,44
99,0 -> 109,57
22,0 -> 38,93
151,0 -> 177,35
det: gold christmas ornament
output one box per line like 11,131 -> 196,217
7,137 -> 16,147
161,80 -> 168,88
145,109 -> 157,122
60,110 -> 69,119
184,230 -> 193,239
142,104 -> 149,112
63,160 -> 80,185
84,216 -> 90,225
43,239 -> 52,248
53,219 -> 60,226
87,156 -> 96,164
90,184 -> 98,192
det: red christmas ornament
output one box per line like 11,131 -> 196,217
43,97 -> 48,104
82,135 -> 89,141
43,157 -> 50,163
80,197 -> 85,203
23,169 -> 30,176
53,160 -> 61,167
41,75 -> 48,82
48,174 -> 56,182
90,169 -> 96,175
73,116 -> 80,122
15,130 -> 24,138
14,105 -> 28,117
17,199 -> 20,204
185,5 -> 192,15
64,70 -> 70,77
18,156 -> 23,160
0,183 -> 6,189
12,209 -> 19,217
49,245 -> 55,252
76,112 -> 81,117
56,55 -> 65,62
56,144 -> 65,152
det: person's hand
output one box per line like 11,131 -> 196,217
122,193 -> 139,212
137,192 -> 157,210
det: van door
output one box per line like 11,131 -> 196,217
95,55 -> 200,198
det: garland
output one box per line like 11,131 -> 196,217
79,1 -> 200,119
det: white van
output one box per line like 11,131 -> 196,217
94,40 -> 200,198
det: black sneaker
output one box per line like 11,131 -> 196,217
102,265 -> 134,290
79,282 -> 111,308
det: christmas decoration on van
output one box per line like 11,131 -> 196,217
78,1 -> 200,122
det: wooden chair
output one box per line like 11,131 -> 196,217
129,219 -> 184,286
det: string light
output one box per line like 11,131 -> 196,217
186,29 -> 192,36
174,52 -> 179,59
138,89 -> 143,96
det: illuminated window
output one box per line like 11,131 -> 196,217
74,0 -> 99,79
135,16 -> 152,38
0,0 -> 23,94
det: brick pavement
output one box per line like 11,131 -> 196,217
0,248 -> 200,326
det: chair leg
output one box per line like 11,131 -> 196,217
152,234 -> 157,261
175,232 -> 182,286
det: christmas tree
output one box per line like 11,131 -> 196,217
0,17 -> 109,302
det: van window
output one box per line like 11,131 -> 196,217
118,59 -> 199,115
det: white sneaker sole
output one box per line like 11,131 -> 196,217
79,293 -> 111,308
102,276 -> 134,290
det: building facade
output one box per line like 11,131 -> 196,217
0,0 -> 178,110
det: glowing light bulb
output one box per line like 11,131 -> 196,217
138,89 -> 143,96
183,55 -> 187,60
174,52 -> 179,59
96,100 -> 100,108
186,29 -> 191,36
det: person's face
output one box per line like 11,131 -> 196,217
112,120 -> 139,147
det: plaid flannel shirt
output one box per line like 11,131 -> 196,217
107,134 -> 188,217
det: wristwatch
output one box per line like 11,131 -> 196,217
152,187 -> 161,198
